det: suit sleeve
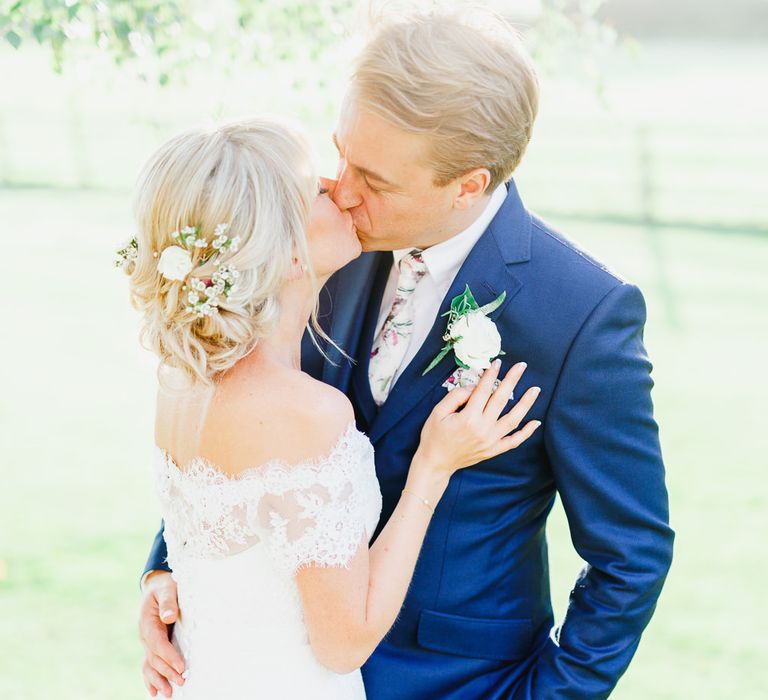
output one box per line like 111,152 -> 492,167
521,282 -> 674,698
141,520 -> 171,588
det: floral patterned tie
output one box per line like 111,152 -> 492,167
368,249 -> 428,406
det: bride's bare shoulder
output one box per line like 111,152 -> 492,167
202,366 -> 355,472
274,370 -> 355,437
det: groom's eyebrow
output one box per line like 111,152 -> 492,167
332,133 -> 396,187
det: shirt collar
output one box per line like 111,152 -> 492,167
392,184 -> 507,288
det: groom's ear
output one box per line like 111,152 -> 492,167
452,168 -> 492,210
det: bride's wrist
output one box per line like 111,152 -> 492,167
405,455 -> 450,504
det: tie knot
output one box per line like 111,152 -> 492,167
399,249 -> 427,278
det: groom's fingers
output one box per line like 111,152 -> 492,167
143,659 -> 172,698
156,587 -> 179,625
140,614 -> 185,677
148,651 -> 186,687
146,630 -> 185,680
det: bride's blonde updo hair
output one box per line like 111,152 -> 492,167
126,117 -> 318,385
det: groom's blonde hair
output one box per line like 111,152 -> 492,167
351,8 -> 539,189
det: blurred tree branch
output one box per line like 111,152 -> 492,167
1,0 -> 619,86
527,0 -> 621,100
1,0 -> 355,83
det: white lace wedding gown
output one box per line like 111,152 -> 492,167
151,422 -> 382,699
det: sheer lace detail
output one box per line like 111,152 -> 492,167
153,422 -> 382,573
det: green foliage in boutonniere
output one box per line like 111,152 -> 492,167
423,284 -> 506,375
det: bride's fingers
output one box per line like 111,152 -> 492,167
492,419 -> 542,455
495,386 -> 541,438
484,362 -> 527,419
148,651 -> 186,687
464,359 -> 502,416
431,385 -> 473,420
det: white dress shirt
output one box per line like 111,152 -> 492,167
374,184 -> 508,388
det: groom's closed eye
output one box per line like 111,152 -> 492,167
332,133 -> 396,193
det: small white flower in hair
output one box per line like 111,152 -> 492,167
114,237 -> 138,270
157,246 -> 193,281
116,222 -> 240,319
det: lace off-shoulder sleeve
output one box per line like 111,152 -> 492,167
256,425 -> 380,573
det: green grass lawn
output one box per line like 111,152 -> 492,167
0,187 -> 765,699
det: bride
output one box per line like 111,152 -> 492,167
120,118 -> 540,699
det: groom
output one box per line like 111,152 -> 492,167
140,11 -> 673,699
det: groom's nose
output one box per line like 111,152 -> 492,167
332,163 -> 362,210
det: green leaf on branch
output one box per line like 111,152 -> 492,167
32,19 -> 52,44
449,284 -> 480,317
479,290 -> 507,316
422,343 -> 453,375
463,284 -> 480,310
5,29 -> 21,49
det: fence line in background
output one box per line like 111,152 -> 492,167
0,115 -> 765,235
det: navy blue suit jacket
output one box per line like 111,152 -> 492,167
145,182 -> 674,699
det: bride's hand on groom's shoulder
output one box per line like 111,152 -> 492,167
139,571 -> 185,697
413,360 -> 541,482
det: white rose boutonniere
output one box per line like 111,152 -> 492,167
157,245 -> 193,281
448,311 -> 502,371
423,284 -> 511,396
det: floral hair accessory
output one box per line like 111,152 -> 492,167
114,238 -> 138,271
166,224 -> 241,317
115,223 -> 242,318
157,244 -> 194,280
185,264 -> 240,318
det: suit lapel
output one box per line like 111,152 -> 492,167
368,181 -> 532,444
322,251 -> 390,394
349,255 -> 393,426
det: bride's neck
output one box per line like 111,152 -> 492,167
250,277 -> 321,371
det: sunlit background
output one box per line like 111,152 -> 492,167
1,1 -> 766,698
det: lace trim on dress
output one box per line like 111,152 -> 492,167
154,421 -> 381,573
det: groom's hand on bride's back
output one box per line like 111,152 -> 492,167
139,570 -> 185,697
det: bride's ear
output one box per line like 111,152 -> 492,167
287,255 -> 308,281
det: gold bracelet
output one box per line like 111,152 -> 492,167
402,488 -> 435,514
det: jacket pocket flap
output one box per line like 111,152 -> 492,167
417,609 -> 532,661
